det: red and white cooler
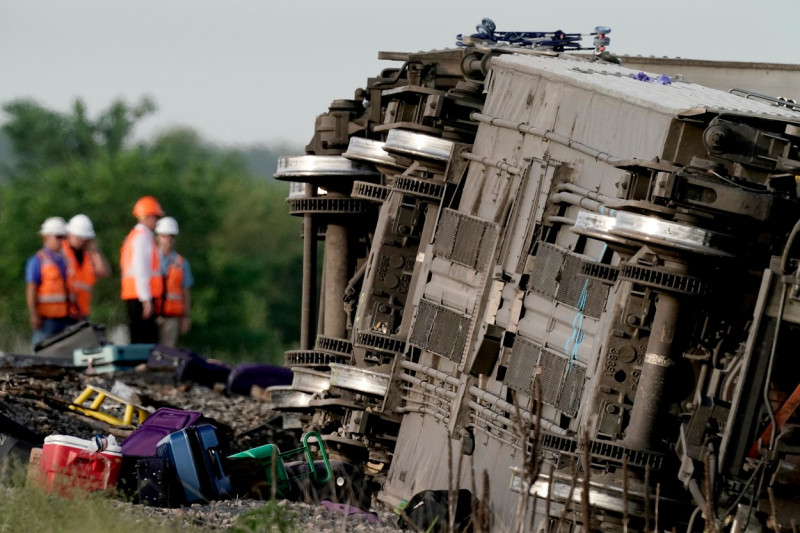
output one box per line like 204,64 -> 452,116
38,435 -> 122,495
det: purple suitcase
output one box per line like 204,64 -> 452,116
121,407 -> 203,458
228,363 -> 293,396
226,363 -> 293,396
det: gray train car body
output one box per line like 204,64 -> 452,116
275,46 -> 800,532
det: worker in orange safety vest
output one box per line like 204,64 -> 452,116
63,214 -> 111,320
120,196 -> 164,343
25,217 -> 74,348
154,216 -> 194,347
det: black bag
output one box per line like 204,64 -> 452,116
136,457 -> 179,507
287,460 -> 372,510
33,321 -> 106,357
148,345 -> 231,388
401,489 -> 477,533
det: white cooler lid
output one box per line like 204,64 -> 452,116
44,434 -> 122,454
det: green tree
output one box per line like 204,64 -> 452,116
0,98 -> 303,363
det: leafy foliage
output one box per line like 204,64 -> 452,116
0,98 -> 304,363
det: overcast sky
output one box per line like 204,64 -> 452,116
2,0 -> 799,149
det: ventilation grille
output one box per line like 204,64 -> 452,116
409,298 -> 471,363
530,242 -> 608,319
530,243 -> 563,299
536,349 -> 567,407
503,337 -> 541,393
557,363 -> 587,416
434,209 -> 498,272
504,342 -> 587,417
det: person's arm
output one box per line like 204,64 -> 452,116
25,256 -> 42,330
26,282 -> 41,330
86,239 -> 111,278
180,258 -> 193,334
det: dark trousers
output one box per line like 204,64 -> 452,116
125,299 -> 159,344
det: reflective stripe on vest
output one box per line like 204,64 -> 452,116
159,254 -> 185,317
62,242 -> 96,318
36,250 -> 69,318
120,227 -> 163,300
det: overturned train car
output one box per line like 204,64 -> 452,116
273,45 -> 800,531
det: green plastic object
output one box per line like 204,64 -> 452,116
228,431 -> 331,497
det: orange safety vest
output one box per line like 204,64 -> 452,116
36,250 -> 69,318
62,242 -> 96,318
158,254 -> 185,317
120,226 -> 163,301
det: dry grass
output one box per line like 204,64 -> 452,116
0,463 -> 205,533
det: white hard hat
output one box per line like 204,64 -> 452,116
155,216 -> 179,235
66,214 -> 96,239
39,217 -> 67,236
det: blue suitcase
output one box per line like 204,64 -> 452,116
73,344 -> 154,373
156,424 -> 231,504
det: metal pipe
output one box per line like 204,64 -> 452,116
545,216 -> 576,226
555,182 -> 616,204
471,422 -> 522,450
401,360 -> 463,387
469,386 -> 567,435
401,394 -> 451,417
468,404 -> 533,445
396,405 -> 449,422
549,191 -> 620,216
322,195 -> 349,338
624,292 -> 681,450
400,373 -> 458,399
460,151 -> 523,175
764,283 -> 788,451
780,217 -> 800,274
400,385 -> 452,411
300,184 -> 317,350
374,59 -> 423,87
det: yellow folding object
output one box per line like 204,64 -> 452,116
69,385 -> 150,426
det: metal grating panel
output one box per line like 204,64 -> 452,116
409,299 -> 437,347
530,243 -> 563,299
552,254 -> 609,319
504,337 -> 542,393
452,216 -> 484,267
434,209 -> 498,272
583,280 -> 607,319
435,209 -> 459,258
555,254 -> 585,308
556,363 -> 587,416
536,349 -> 567,407
477,225 -> 498,272
409,299 -> 471,363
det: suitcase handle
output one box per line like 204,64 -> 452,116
207,447 -> 226,481
80,346 -> 105,355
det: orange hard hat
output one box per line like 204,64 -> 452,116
132,196 -> 164,218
